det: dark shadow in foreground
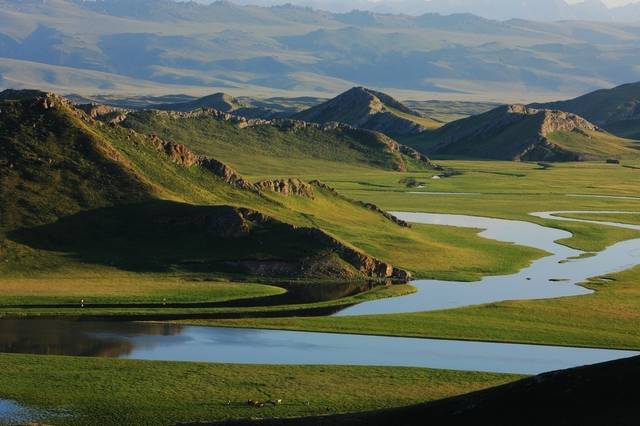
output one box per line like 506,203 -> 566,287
183,355 -> 640,426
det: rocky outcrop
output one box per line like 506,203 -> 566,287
76,103 -> 129,124
149,135 -> 255,191
255,178 -> 315,198
310,181 -> 410,228
358,202 -> 410,228
299,227 -> 411,281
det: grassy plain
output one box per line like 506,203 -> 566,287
0,354 -> 520,426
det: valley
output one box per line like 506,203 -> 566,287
1,2 -> 640,423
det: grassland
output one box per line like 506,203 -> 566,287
173,160 -> 640,349
0,354 -> 521,426
547,130 -> 640,161
0,274 -> 283,306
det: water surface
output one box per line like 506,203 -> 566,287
335,211 -> 640,316
0,319 -> 636,375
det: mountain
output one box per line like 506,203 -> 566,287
119,107 -> 438,175
407,104 -> 640,161
229,0 -> 640,22
201,355 -> 640,426
156,93 -> 246,113
0,89 -> 421,281
2,0 -> 640,99
532,81 -> 640,141
293,87 -> 441,137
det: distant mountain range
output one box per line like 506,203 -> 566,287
1,0 -> 640,99
229,0 -> 640,22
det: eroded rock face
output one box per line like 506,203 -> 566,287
300,228 -> 411,281
149,136 -> 255,191
76,103 -> 129,124
255,178 -> 315,198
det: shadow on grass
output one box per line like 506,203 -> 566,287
7,200 -> 329,275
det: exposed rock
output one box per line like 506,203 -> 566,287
255,178 -> 315,198
149,136 -> 256,191
310,180 -> 410,228
424,103 -> 606,162
359,202 -> 410,228
299,227 -> 410,281
76,103 -> 129,124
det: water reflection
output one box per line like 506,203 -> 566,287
0,320 -> 182,358
0,320 -> 636,375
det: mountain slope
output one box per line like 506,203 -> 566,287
293,87 -> 441,137
407,104 -> 640,162
532,81 -> 640,140
120,108 -> 438,175
0,89 -> 415,281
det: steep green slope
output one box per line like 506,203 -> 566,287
406,104 -> 640,161
293,87 -> 441,137
121,108 -> 437,176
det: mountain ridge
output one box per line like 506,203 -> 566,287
293,87 -> 441,137
408,103 -> 640,162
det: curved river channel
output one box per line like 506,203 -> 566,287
1,211 -> 639,375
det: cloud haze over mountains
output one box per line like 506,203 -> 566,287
225,0 -> 640,21
1,0 -> 640,101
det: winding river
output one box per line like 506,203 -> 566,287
1,210 -> 639,376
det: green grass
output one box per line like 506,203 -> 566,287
0,354 -> 521,426
558,212 -> 640,226
547,130 -> 640,161
121,111 -> 420,176
383,105 -> 442,129
0,274 -> 283,306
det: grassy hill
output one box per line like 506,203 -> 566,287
405,104 -> 640,161
532,81 -> 640,141
0,89 -> 423,282
120,108 -> 437,176
293,87 -> 441,137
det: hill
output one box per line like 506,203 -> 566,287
119,107 -> 438,176
0,89 -> 419,282
153,92 -> 282,119
198,355 -> 640,426
293,87 -> 441,137
532,81 -> 640,141
407,104 -> 640,162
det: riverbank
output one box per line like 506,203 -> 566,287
0,354 -> 520,426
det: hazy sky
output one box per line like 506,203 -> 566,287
211,0 -> 640,6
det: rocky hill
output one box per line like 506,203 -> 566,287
153,93 -> 281,119
409,104 -> 640,162
293,87 -> 441,137
532,81 -> 640,141
120,107 -> 438,174
0,89 -> 414,282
